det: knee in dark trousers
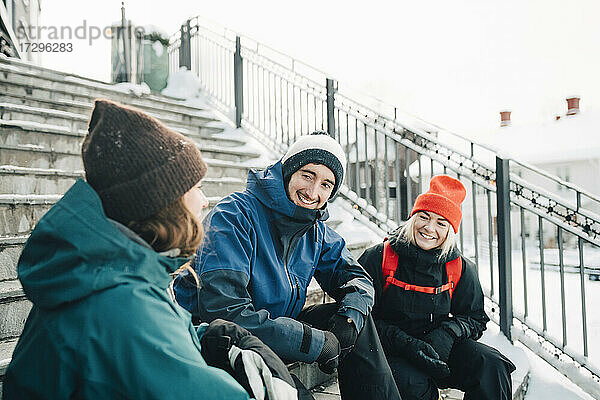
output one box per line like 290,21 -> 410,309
387,356 -> 439,400
298,303 -> 402,400
443,340 -> 515,400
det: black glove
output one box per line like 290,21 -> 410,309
200,319 -> 296,397
316,330 -> 340,374
408,340 -> 452,380
200,319 -> 251,373
423,326 -> 455,363
442,319 -> 471,341
377,322 -> 450,379
327,314 -> 358,361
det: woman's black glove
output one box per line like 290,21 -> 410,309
327,314 -> 358,361
376,321 -> 450,379
423,326 -> 455,363
316,330 -> 340,374
403,336 -> 451,379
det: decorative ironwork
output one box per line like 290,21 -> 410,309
511,177 -> 600,245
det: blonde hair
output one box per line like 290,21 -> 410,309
397,212 -> 456,259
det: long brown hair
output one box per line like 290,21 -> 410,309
128,196 -> 203,258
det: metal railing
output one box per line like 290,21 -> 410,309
169,17 -> 600,395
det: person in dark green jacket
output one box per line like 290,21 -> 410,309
3,100 -> 256,399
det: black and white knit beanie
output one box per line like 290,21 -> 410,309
282,131 -> 347,199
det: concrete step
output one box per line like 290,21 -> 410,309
0,167 -> 81,195
0,195 -> 58,237
0,140 -> 261,171
0,280 -> 30,342
346,238 -> 375,260
0,166 -> 246,197
0,142 -> 84,170
308,379 -> 510,400
0,103 -> 226,139
0,236 -> 25,282
0,337 -> 18,396
0,89 -> 220,130
0,119 -> 246,159
0,57 -> 213,117
0,87 -> 218,127
0,192 -> 242,238
0,102 -> 89,131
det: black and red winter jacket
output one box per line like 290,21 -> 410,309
358,235 -> 489,348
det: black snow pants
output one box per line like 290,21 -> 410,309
298,302 -> 402,400
387,339 -> 515,400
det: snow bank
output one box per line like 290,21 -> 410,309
113,82 -> 151,97
143,24 -> 169,39
161,68 -> 203,99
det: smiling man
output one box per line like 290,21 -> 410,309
174,132 -> 401,400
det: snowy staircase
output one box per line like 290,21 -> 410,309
0,55 -> 382,394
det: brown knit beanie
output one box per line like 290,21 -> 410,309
82,99 -> 207,224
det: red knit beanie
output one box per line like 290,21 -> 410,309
410,175 -> 466,233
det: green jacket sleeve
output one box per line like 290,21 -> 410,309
83,284 -> 252,400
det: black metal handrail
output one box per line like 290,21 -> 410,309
169,17 -> 600,391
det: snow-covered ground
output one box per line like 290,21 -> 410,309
522,342 -> 596,400
466,242 -> 600,371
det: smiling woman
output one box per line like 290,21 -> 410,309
357,175 -> 516,400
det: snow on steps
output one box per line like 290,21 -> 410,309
0,141 -> 261,171
0,102 -> 224,138
0,118 -> 232,148
0,165 -> 246,197
0,55 -> 209,117
0,90 -> 219,128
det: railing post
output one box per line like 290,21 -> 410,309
234,36 -> 244,128
326,78 -> 337,138
496,155 -> 513,342
179,20 -> 191,70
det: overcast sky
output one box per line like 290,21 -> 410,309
39,0 -> 600,142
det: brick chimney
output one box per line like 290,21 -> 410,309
566,97 -> 580,116
500,110 -> 511,127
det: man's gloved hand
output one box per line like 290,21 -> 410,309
404,336 -> 451,379
327,314 -> 358,361
199,319 -> 297,399
200,319 -> 251,373
316,330 -> 340,374
423,326 -> 455,363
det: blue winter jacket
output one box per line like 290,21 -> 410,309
174,161 -> 374,363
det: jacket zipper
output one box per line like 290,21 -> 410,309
290,276 -> 301,315
283,221 -> 318,316
282,243 -> 295,316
